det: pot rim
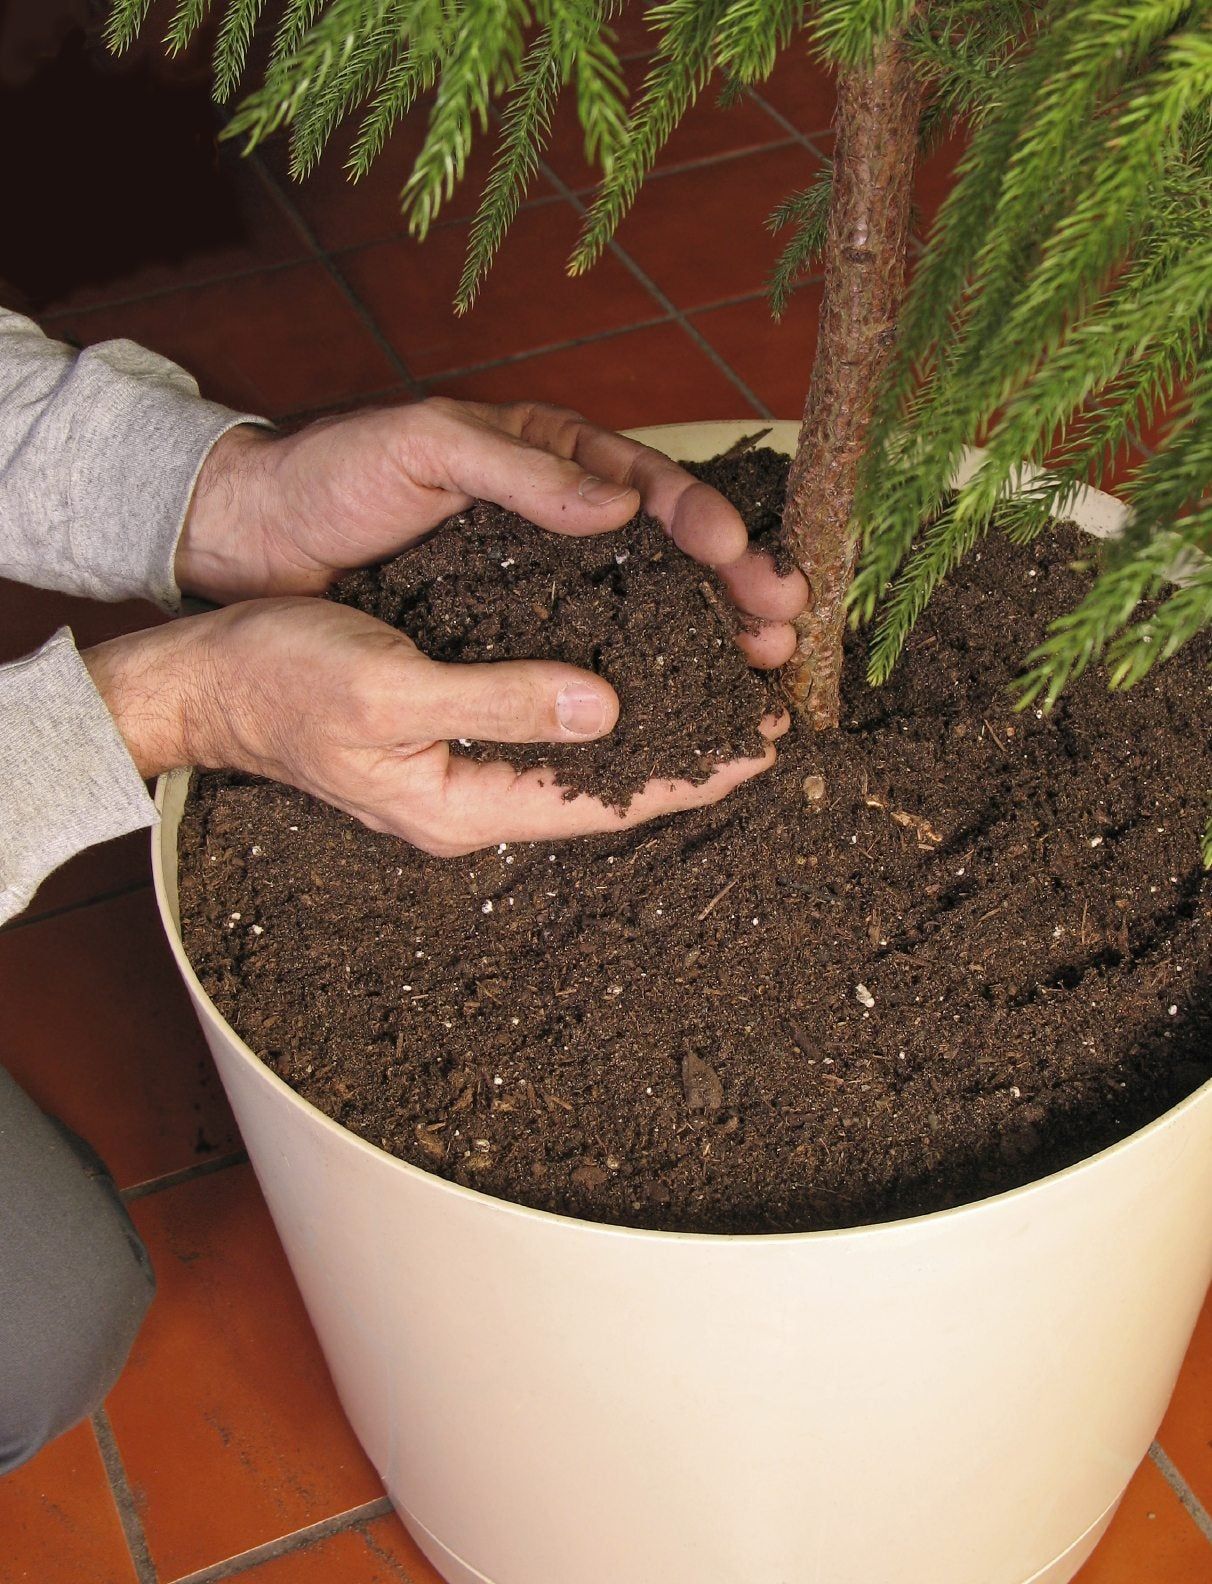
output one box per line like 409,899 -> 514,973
153,418 -> 1212,1245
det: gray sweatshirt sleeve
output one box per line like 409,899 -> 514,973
0,309 -> 269,924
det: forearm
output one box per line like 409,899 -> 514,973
0,606 -> 243,923
0,631 -> 159,924
81,616 -> 224,778
0,308 -> 268,610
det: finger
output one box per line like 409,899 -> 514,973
491,404 -> 751,567
761,709 -> 791,740
428,401 -> 641,537
431,738 -> 778,851
384,657 -> 620,745
735,620 -> 799,668
714,548 -> 810,621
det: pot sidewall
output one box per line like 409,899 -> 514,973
153,422 -> 1212,1584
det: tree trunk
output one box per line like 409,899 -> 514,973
781,32 -> 924,729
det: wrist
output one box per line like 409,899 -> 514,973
175,425 -> 283,604
82,614 -> 229,777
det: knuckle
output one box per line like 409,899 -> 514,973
516,402 -> 587,454
420,394 -> 463,425
480,679 -> 542,741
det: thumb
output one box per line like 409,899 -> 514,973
403,656 -> 620,745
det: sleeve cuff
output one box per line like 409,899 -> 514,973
0,629 -> 156,924
0,320 -> 271,611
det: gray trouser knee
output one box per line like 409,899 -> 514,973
0,1066 -> 155,1473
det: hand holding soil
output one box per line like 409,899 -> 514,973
173,395 -> 809,673
83,400 -> 807,851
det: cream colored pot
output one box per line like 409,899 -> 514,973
153,421 -> 1212,1584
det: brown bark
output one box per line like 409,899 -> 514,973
781,32 -> 924,729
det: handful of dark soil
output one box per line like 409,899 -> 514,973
331,462 -> 780,813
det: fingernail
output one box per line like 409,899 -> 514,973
556,682 -> 608,738
578,475 -> 630,506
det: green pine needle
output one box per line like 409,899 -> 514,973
214,0 -> 270,101
765,164 -> 832,317
455,29 -> 563,313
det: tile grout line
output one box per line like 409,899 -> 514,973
34,146 -> 783,327
121,1149 -> 250,1203
39,253 -> 311,326
414,311 -> 666,384
534,161 -> 774,420
745,87 -> 835,167
93,1408 -> 159,1584
271,381 -> 415,425
1149,1442 -> 1212,1544
406,272 -> 825,393
565,133 -> 802,193
166,1495 -> 395,1583
243,149 -> 427,400
38,137 -> 812,331
0,878 -> 152,936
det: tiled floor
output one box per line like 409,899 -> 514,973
1,17 -> 1205,1584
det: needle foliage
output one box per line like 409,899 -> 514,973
106,0 -> 1212,856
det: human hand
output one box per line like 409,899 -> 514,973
177,398 -> 808,668
84,600 -> 787,855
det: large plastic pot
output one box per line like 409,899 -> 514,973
153,421 -> 1212,1584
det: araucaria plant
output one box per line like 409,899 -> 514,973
108,0 -> 1212,857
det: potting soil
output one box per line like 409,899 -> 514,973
177,449 -> 1212,1233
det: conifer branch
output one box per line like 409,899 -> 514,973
273,0 -> 327,66
568,0 -> 730,275
347,44 -> 442,177
287,0 -> 410,178
455,29 -> 562,313
103,0 -> 1212,834
105,0 -> 155,53
214,0 -> 271,101
165,1 -> 215,56
814,0 -> 916,68
715,1 -> 807,82
766,165 -> 832,316
398,1 -> 527,241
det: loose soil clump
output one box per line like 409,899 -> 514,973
329,454 -> 781,811
178,450 -> 1212,1234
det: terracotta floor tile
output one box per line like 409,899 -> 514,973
52,266 -> 400,418
0,887 -> 237,1190
915,125 -> 969,242
0,580 -> 166,665
107,1164 -> 383,1580
1096,443 -> 1150,498
1073,1456 -> 1212,1583
235,1512 -> 447,1584
277,384 -> 417,425
15,832 -> 151,925
544,58 -> 786,193
611,5 -> 662,59
690,282 -> 822,420
258,115 -> 555,255
5,30 -> 305,320
1158,1285 -> 1212,1514
35,152 -> 306,319
615,144 -> 821,311
751,46 -> 838,136
426,320 -> 762,431
0,1420 -> 138,1584
337,202 -> 658,379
